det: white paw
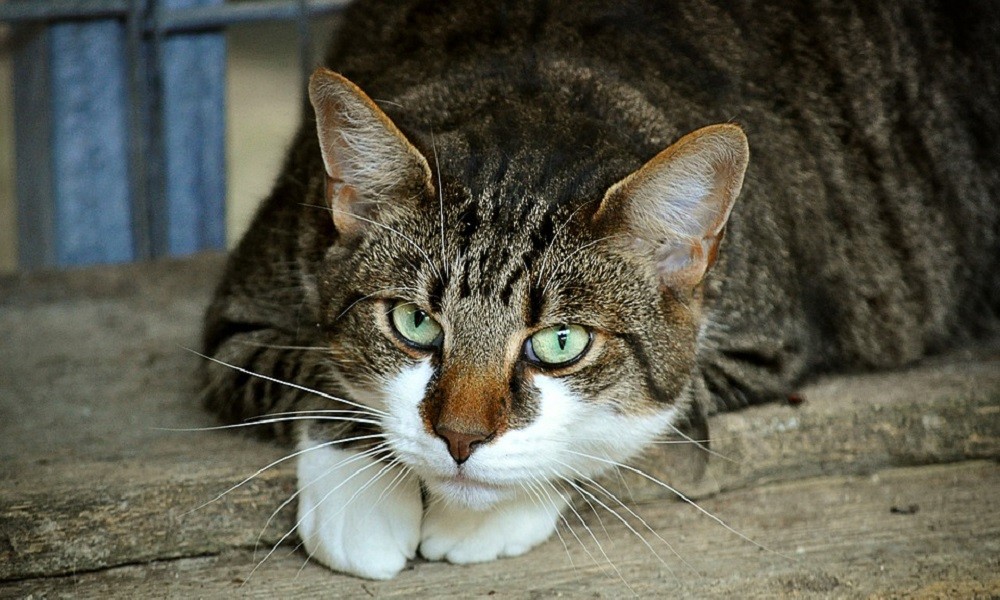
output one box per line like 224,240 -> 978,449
419,492 -> 565,564
295,442 -> 421,580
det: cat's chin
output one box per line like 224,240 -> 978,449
423,474 -> 516,510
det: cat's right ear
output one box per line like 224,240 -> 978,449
594,124 -> 749,297
309,68 -> 433,241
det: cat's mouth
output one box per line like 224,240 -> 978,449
434,471 -> 502,490
425,472 -> 513,508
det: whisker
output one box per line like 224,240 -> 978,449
304,203 -> 444,282
247,446 -> 394,583
520,480 -> 576,570
369,461 -> 412,513
551,470 -> 614,545
556,473 -> 674,581
664,422 -> 740,464
188,348 -> 390,417
561,449 -> 790,559
296,457 -> 405,576
335,286 -> 421,322
535,478 -> 611,576
535,199 -> 598,286
612,464 -> 637,506
252,443 -> 389,561
356,459 -> 409,522
423,490 -> 446,512
157,415 -> 382,433
542,476 -> 629,589
540,234 -> 624,295
229,340 -> 332,352
245,408 -> 381,421
186,434 -> 386,517
430,130 -> 448,277
532,476 -> 601,572
372,98 -> 404,108
555,460 -> 695,578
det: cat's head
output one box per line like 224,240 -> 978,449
307,69 -> 748,508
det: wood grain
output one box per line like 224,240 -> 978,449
1,254 -> 998,596
5,462 -> 997,598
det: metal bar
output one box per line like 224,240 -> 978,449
0,0 -> 127,23
0,0 -> 351,29
12,26 -> 57,269
156,0 -> 350,32
125,0 -> 152,260
144,1 -> 168,258
297,0 -> 313,95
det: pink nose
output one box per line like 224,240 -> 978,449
435,426 -> 492,464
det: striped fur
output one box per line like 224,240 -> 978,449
200,0 -> 1000,579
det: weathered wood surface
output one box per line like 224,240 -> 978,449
6,462 -> 999,599
1,254 -> 998,596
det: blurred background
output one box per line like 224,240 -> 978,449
0,1 -> 343,273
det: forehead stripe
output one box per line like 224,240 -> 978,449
621,333 -> 676,405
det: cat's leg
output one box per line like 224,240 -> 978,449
296,436 -> 422,580
201,324 -> 341,440
419,491 -> 566,564
696,331 -> 811,413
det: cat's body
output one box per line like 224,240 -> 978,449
202,0 -> 1000,580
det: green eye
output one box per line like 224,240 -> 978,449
526,324 -> 591,367
390,302 -> 443,348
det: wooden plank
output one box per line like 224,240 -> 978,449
0,458 -> 295,582
637,357 -> 1000,501
0,255 -> 998,586
4,462 -> 998,598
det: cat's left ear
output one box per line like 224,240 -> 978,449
595,124 -> 749,295
309,68 -> 433,240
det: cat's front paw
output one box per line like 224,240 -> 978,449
296,443 -> 421,580
419,491 -> 565,564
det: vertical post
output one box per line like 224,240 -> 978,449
126,0 -> 153,261
297,0 -> 313,94
13,21 -> 135,268
151,0 -> 226,257
12,26 -> 55,269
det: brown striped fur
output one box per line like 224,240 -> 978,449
201,0 -> 1000,453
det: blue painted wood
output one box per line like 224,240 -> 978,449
14,21 -> 135,268
154,0 -> 227,256
6,1 -> 355,269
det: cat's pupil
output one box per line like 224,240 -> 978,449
413,310 -> 426,329
557,327 -> 568,350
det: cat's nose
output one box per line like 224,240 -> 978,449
435,426 -> 492,464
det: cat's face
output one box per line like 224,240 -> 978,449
307,69 -> 748,508
317,184 -> 695,508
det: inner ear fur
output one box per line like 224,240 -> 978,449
595,123 -> 749,295
308,68 -> 434,239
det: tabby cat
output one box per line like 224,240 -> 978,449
201,0 -> 1000,580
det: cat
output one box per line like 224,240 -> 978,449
201,0 -> 1000,580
